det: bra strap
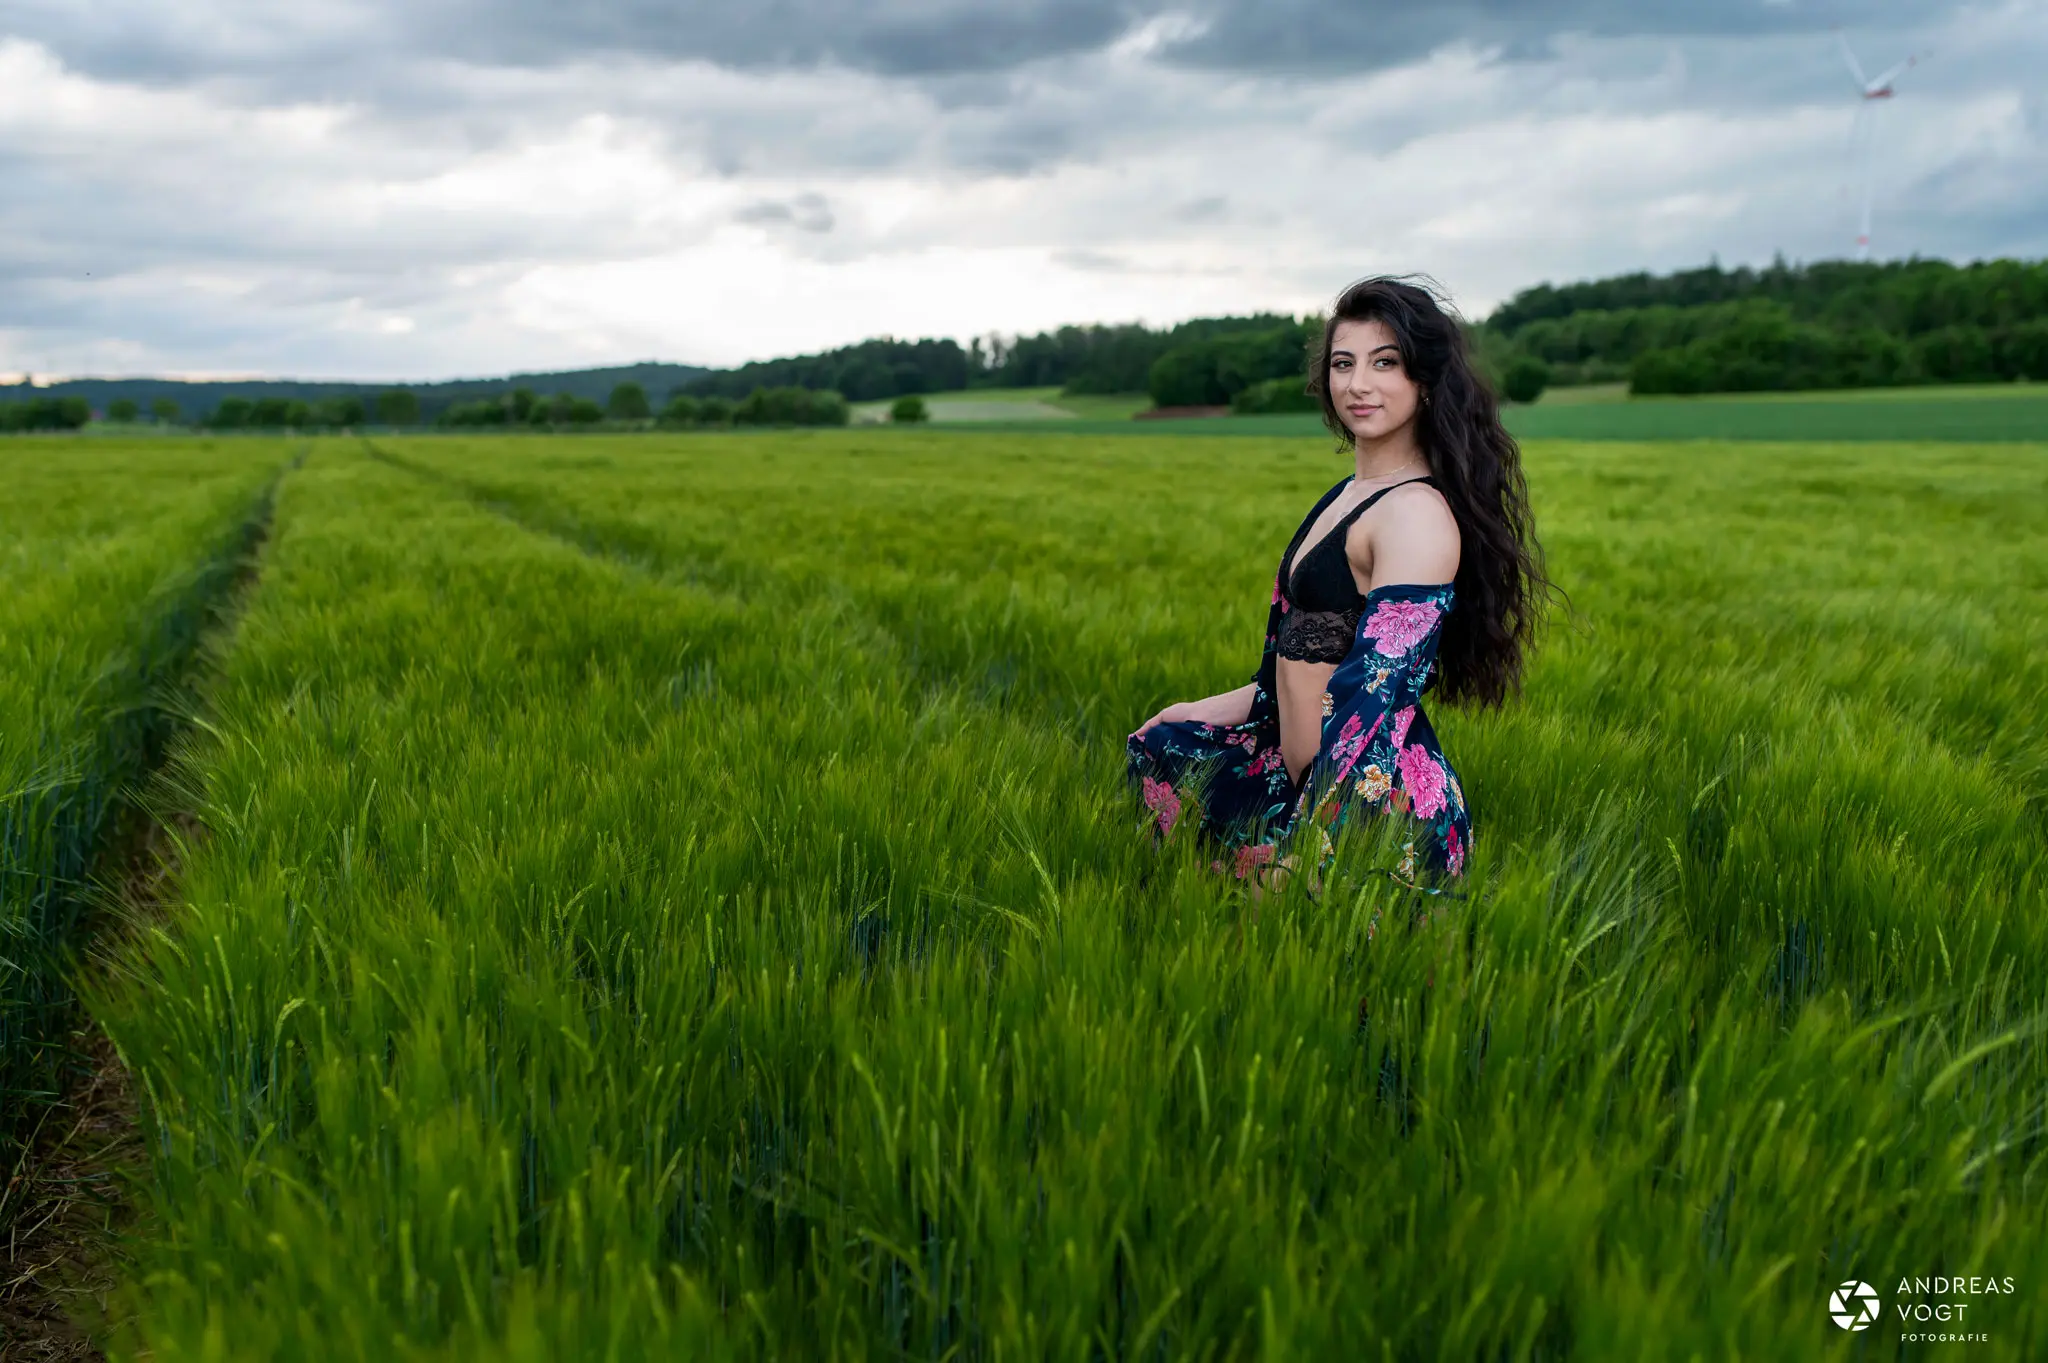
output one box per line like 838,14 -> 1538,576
1328,475 -> 1437,537
1354,474 -> 1436,515
1284,475 -> 1438,586
1280,476 -> 1357,579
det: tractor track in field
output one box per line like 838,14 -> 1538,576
362,440 -> 1105,732
0,463 -> 289,1363
363,440 -> 748,595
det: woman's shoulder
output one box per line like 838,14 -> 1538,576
1376,479 -> 1459,534
1387,475 -> 1455,510
1357,479 -> 1460,583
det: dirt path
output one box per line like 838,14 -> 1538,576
3,466 -> 284,1362
0,814 -> 189,1362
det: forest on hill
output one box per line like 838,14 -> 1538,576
662,255 -> 2048,410
0,362 -> 707,430
678,314 -> 1310,405
6,257 -> 2045,431
1491,256 -> 2048,393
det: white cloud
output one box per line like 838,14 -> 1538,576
0,0 -> 2043,380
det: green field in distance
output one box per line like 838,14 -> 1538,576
6,429 -> 2044,1359
854,381 -> 2048,442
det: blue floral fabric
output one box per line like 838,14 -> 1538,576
1125,490 -> 1472,888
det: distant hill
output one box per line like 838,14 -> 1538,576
3,361 -> 710,422
682,314 -> 1305,404
14,254 -> 2045,425
1480,256 -> 2048,392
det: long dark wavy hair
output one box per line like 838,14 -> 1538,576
1308,275 -> 1553,708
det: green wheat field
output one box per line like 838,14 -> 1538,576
3,428 -> 2045,1360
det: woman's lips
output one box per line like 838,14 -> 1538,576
1348,404 -> 1379,417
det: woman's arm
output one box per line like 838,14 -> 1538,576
1133,681 -> 1256,738
1362,484 -> 1460,589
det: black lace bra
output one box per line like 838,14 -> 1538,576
1275,476 -> 1437,664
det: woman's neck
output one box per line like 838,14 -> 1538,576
1353,426 -> 1426,484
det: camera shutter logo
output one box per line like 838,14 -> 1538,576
1830,1280 -> 1881,1331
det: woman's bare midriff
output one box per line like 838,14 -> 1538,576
1275,656 -> 1338,787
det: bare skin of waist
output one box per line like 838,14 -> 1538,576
1276,657 -> 1337,787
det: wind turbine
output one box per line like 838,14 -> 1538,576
1836,31 -> 1921,261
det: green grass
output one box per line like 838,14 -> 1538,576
921,390 -> 2048,442
56,429 -> 2047,1358
851,387 -> 1151,424
1657,380 -> 2046,404
0,439 -> 282,1219
1537,381 -> 2047,407
857,379 -> 2048,440
1534,383 -> 1631,406
1506,391 -> 2048,441
1045,391 -> 1153,421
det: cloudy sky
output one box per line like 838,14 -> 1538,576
3,0 -> 2043,381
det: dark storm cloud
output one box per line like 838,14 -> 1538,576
9,0 -> 1146,86
5,0 -> 1992,188
3,0 -> 2040,380
1161,0 -> 1955,75
432,0 -> 1141,76
10,0 -> 1966,90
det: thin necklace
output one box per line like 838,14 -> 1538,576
1350,458 -> 1425,492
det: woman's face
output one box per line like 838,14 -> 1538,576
1327,318 -> 1421,443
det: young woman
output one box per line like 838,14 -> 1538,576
1127,276 -> 1549,894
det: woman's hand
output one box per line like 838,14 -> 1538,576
1134,683 -> 1256,738
1133,699 -> 1205,737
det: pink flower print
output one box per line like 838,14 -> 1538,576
1225,730 -> 1258,751
1353,763 -> 1392,804
1446,825 -> 1466,875
1249,746 -> 1284,776
1360,600 -> 1441,657
1233,842 -> 1277,880
1396,744 -> 1447,819
1271,578 -> 1284,606
1141,776 -> 1182,836
1332,711 -> 1385,783
1390,706 -> 1416,751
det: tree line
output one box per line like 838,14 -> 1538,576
7,256 -> 2043,433
670,257 -> 2048,410
0,395 -> 93,431
438,382 -> 850,429
677,314 -> 1311,407
1487,256 -> 2048,394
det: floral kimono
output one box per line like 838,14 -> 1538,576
1126,476 -> 1471,890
